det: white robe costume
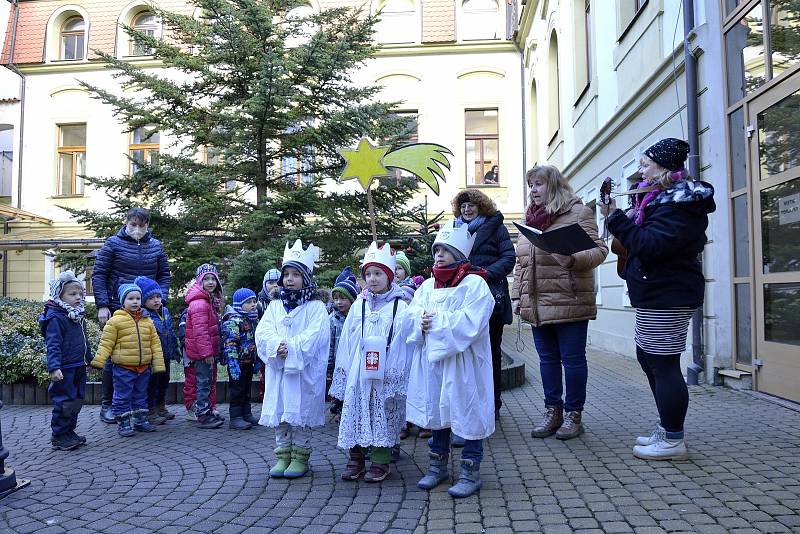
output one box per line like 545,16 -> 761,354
329,294 -> 410,449
256,298 -> 330,428
404,274 -> 496,441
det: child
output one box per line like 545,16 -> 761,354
178,309 -> 220,421
222,288 -> 261,430
256,240 -> 330,479
184,263 -> 225,429
405,220 -> 496,498
329,243 -> 410,482
134,276 -> 179,425
328,266 -> 359,420
40,270 -> 92,450
91,283 -> 166,437
257,268 -> 281,319
394,250 -> 411,284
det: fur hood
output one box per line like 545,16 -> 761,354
648,179 -> 715,214
451,189 -> 497,218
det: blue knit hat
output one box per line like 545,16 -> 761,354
134,276 -> 162,302
232,287 -> 257,313
331,266 -> 359,303
118,283 -> 141,304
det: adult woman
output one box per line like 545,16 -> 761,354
452,189 -> 516,417
483,165 -> 499,185
600,138 -> 715,460
512,165 -> 607,440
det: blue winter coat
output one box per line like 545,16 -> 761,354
468,212 -> 517,325
39,302 -> 92,373
607,180 -> 716,309
92,226 -> 170,310
148,306 -> 180,362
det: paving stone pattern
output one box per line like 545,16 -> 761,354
0,323 -> 799,533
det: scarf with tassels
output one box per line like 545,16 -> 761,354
432,261 -> 488,289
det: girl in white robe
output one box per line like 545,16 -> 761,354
330,243 -> 410,482
405,220 -> 496,498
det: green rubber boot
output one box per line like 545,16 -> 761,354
269,446 -> 292,478
283,446 -> 312,479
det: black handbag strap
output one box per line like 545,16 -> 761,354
361,298 -> 400,350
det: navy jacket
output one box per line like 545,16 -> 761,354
607,180 -> 716,309
468,212 -> 517,325
92,226 -> 170,310
39,303 -> 93,373
148,306 -> 180,362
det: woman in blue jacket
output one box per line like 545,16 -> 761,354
601,138 -> 715,461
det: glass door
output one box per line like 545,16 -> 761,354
748,72 -> 800,402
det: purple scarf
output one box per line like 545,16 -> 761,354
633,168 -> 688,225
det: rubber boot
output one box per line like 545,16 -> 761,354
417,452 -> 449,490
148,407 -> 167,425
531,405 -> 563,438
283,446 -> 312,478
116,413 -> 135,437
448,459 -> 482,498
242,404 -> 259,425
133,409 -> 157,432
270,446 -> 292,478
341,446 -> 366,481
100,404 -> 116,424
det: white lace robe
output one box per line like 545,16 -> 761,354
404,274 -> 496,441
329,296 -> 410,449
256,299 -> 330,428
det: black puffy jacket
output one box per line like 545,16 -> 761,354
92,226 -> 171,310
607,179 -> 716,309
468,212 -> 517,325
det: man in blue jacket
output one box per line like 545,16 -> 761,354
92,207 -> 170,423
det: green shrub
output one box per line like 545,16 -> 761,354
0,298 -> 102,385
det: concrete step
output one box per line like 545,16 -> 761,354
717,368 -> 753,391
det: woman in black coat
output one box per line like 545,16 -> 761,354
601,138 -> 715,461
452,189 -> 516,417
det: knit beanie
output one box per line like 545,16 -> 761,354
395,251 -> 412,277
361,262 -> 394,284
195,263 -> 223,291
263,268 -> 281,291
434,243 -> 467,262
644,138 -> 690,172
133,276 -> 162,302
118,283 -> 141,303
331,266 -> 359,303
49,270 -> 82,300
280,261 -> 313,288
232,288 -> 257,315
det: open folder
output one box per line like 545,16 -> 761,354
513,222 -> 599,255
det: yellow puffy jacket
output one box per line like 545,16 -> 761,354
91,309 -> 166,372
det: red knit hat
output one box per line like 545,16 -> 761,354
361,262 -> 394,283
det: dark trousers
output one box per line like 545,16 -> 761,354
112,366 -> 151,417
101,359 -> 114,407
147,360 -> 171,408
489,314 -> 505,411
228,361 -> 254,418
531,320 -> 589,412
49,366 -> 87,436
431,429 -> 484,463
636,347 -> 688,438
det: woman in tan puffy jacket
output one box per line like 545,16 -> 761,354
511,165 -> 607,440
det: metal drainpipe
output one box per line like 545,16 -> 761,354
6,0 -> 25,210
2,220 -> 7,297
512,2 -> 528,210
683,0 -> 704,385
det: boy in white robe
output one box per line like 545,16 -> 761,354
256,240 -> 330,479
405,220 -> 496,498
329,243 -> 410,482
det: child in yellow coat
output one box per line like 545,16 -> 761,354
91,283 -> 165,437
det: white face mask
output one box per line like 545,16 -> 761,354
126,224 -> 147,241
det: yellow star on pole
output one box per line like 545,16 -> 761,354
339,138 -> 391,190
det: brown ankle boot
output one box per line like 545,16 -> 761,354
555,411 -> 584,440
341,446 -> 366,481
531,405 -> 563,438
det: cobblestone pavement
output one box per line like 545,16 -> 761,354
1,322 -> 799,533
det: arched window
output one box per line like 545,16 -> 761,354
461,0 -> 500,41
61,17 -> 85,60
547,30 -> 560,142
130,11 -> 159,56
375,0 -> 417,44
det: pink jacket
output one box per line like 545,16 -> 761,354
184,283 -> 221,360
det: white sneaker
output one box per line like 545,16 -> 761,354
633,436 -> 689,461
636,424 -> 665,446
185,406 -> 197,422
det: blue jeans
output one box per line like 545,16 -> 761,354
531,320 -> 589,412
194,360 -> 213,416
49,366 -> 86,436
112,366 -> 151,417
431,429 -> 483,463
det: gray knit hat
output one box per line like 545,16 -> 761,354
49,270 -> 82,300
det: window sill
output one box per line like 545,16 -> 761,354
466,184 -> 504,189
617,0 -> 649,43
50,194 -> 85,199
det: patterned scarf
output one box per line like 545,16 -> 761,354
432,261 -> 488,289
633,168 -> 688,225
455,215 -> 487,233
279,284 -> 317,312
525,203 -> 554,231
52,298 -> 85,323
